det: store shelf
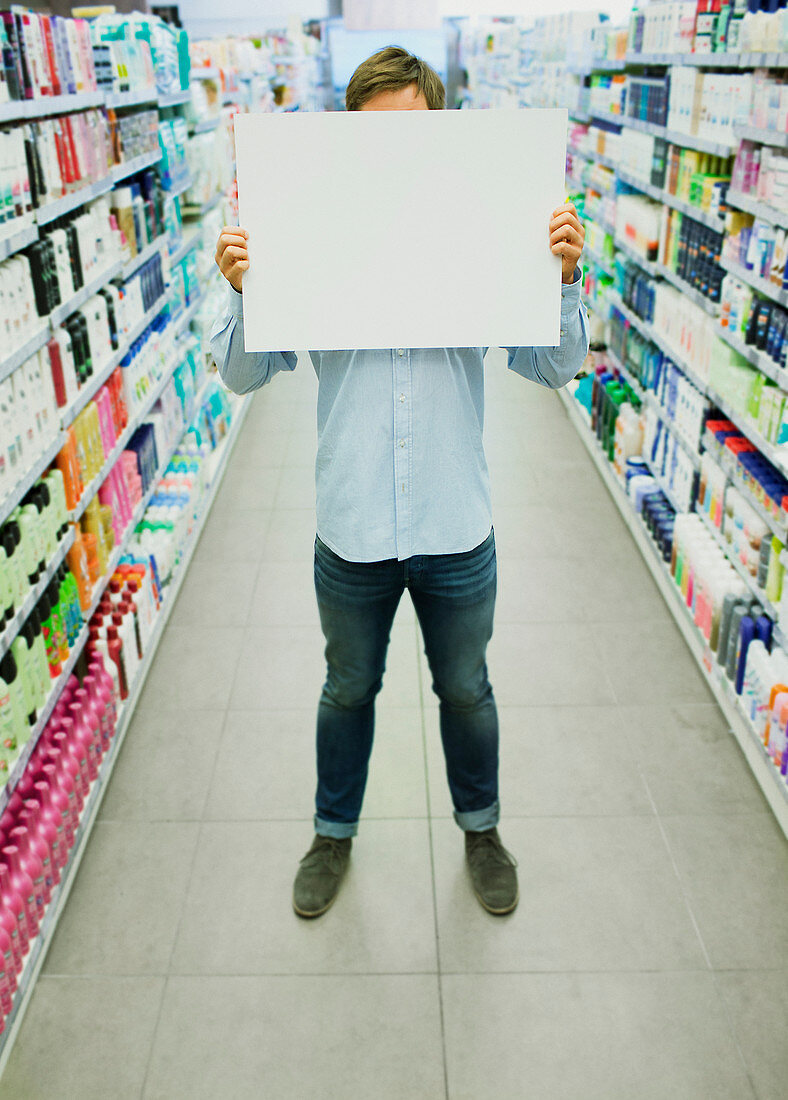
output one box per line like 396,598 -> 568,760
69,358 -> 181,525
171,291 -> 207,338
167,227 -> 204,270
715,323 -> 788,390
558,384 -> 788,835
605,286 -> 711,396
0,326 -> 50,386
603,112 -> 735,158
588,108 -> 624,128
712,390 -> 788,478
35,177 -> 114,227
642,391 -> 703,466
733,124 -> 788,151
58,291 -> 172,430
653,262 -> 721,316
726,187 -> 788,231
158,89 -> 191,108
697,508 -> 781,622
166,172 -> 194,200
0,392 -> 252,1074
0,431 -> 67,528
0,91 -> 104,124
643,454 -> 687,513
190,116 -> 221,134
583,242 -> 616,276
614,234 -> 659,276
192,67 -> 220,80
0,528 -> 75,663
625,51 -> 747,68
0,222 -> 38,263
122,234 -> 167,281
181,192 -> 224,219
48,260 -> 124,329
123,290 -> 174,348
111,150 -> 162,185
719,254 -> 788,310
604,345 -> 645,401
0,620 -> 89,817
104,88 -> 157,110
616,167 -> 725,230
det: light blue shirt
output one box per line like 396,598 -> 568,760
210,276 -> 589,562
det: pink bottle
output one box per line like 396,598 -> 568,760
83,673 -> 114,754
70,692 -> 103,774
21,799 -> 61,887
38,748 -> 84,824
49,727 -> 89,802
0,924 -> 17,1015
8,825 -> 49,913
28,791 -> 67,874
91,653 -> 119,725
33,772 -> 76,852
0,864 -> 25,972
0,846 -> 39,940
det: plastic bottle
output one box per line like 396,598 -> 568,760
20,798 -> 61,888
0,862 -> 27,967
1,845 -> 39,939
8,824 -> 49,911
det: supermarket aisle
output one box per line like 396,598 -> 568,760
3,349 -> 788,1099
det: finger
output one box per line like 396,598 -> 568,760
218,234 -> 249,252
551,241 -> 581,257
220,244 -> 249,262
221,225 -> 248,238
550,226 -> 584,247
551,202 -> 577,218
549,211 -> 584,233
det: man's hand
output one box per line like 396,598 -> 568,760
550,203 -> 585,284
215,225 -> 250,292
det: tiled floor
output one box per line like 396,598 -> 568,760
3,350 -> 788,1099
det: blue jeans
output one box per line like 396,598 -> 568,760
313,528 -> 499,839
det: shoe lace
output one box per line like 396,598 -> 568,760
302,837 -> 348,875
468,832 -> 518,869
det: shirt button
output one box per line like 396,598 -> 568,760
399,393 -> 406,403
397,349 -> 404,357
398,439 -> 406,448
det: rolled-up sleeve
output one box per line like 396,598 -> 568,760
504,268 -> 589,389
209,285 -> 297,394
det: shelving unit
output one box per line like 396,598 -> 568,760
718,255 -> 788,309
558,386 -> 788,837
546,35 -> 788,833
0,391 -> 251,1075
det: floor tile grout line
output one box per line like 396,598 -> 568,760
415,614 -> 450,1100
651,809 -> 715,972
40,964 -> 776,979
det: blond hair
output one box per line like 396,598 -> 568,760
345,46 -> 445,111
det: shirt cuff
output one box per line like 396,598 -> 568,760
228,283 -> 244,320
560,267 -> 582,314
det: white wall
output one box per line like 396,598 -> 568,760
439,1 -> 634,26
179,1 -> 636,40
180,0 -> 331,39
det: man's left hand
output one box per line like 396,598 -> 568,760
550,203 -> 585,284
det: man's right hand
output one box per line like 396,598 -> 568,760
215,226 -> 250,292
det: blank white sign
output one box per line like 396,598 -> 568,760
235,108 -> 566,351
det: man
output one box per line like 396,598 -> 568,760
210,47 -> 588,919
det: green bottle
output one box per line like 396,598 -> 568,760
12,629 -> 39,723
0,650 -> 30,748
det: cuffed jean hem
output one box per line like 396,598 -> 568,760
453,800 -> 500,832
314,815 -> 358,840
